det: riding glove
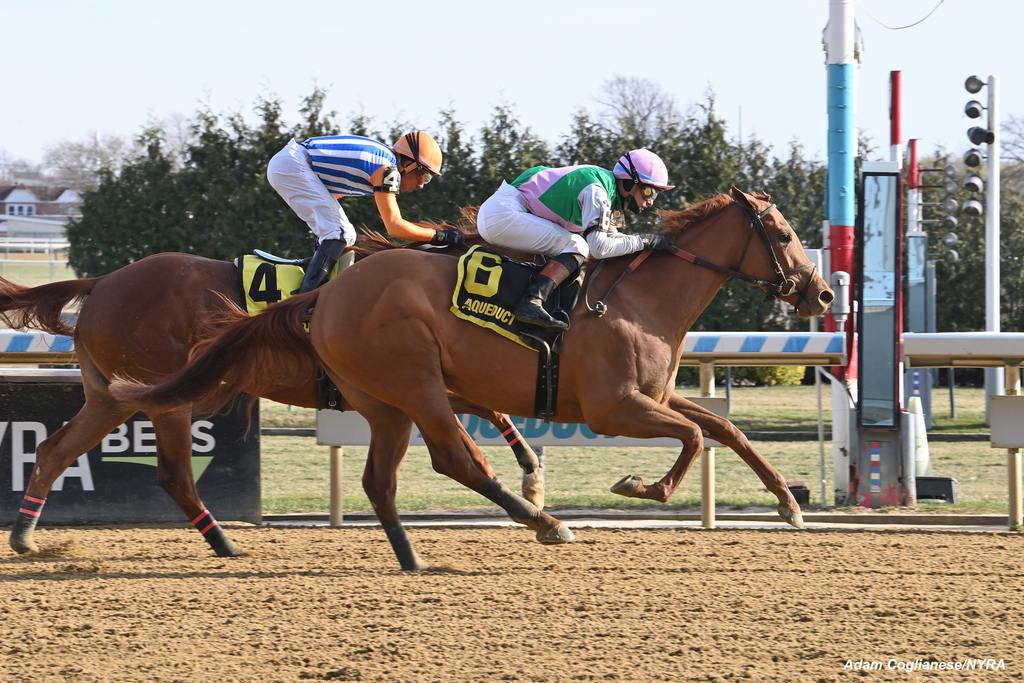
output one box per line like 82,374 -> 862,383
639,234 -> 674,251
431,228 -> 466,248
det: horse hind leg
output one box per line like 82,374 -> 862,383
667,394 -> 804,529
447,396 -> 544,509
384,372 -> 570,544
414,403 -> 572,545
151,409 -> 241,557
10,392 -> 134,554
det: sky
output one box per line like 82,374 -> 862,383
2,0 -> 1020,167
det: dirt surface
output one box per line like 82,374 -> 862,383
1,525 -> 1022,682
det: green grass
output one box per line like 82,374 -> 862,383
260,437 -> 1010,515
0,258 -> 76,288
258,386 -> 1007,515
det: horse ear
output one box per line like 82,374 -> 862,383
729,186 -> 754,207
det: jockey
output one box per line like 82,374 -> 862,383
267,131 -> 463,293
476,149 -> 675,330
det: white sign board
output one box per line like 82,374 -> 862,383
990,396 -> 1024,449
316,397 -> 728,449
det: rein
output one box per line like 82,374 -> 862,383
584,198 -> 815,317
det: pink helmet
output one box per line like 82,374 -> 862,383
612,149 -> 675,190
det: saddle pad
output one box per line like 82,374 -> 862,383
237,254 -> 305,315
450,246 -> 539,350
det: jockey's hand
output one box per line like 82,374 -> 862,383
431,228 -> 466,248
640,234 -> 674,251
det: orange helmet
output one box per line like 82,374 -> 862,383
393,131 -> 443,176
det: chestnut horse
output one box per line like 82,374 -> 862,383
0,242 -> 544,558
113,188 -> 835,570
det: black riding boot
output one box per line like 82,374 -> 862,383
513,259 -> 573,330
296,239 -> 345,294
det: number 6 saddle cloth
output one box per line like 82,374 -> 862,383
451,245 -> 581,351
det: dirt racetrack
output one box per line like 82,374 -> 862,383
1,525 -> 1021,682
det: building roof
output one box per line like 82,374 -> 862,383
0,184 -> 77,202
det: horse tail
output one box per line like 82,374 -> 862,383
0,275 -> 98,336
109,290 -> 320,413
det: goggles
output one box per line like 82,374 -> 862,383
400,159 -> 433,183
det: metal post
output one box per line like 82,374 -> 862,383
1007,365 -> 1022,530
329,445 -> 343,527
948,368 -> 957,418
812,315 -> 828,508
724,366 -> 732,414
700,363 -> 716,529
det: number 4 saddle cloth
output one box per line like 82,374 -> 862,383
235,250 -> 349,411
450,245 -> 581,351
236,250 -> 351,316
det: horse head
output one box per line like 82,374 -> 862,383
724,187 -> 834,318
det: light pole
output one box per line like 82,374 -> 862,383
964,74 -> 1003,402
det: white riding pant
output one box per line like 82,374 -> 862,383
267,140 -> 357,246
477,182 -> 588,258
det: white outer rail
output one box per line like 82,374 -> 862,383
903,332 -> 1024,530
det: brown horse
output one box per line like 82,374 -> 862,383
0,242 -> 545,558
112,188 -> 835,570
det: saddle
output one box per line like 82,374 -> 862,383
234,250 -> 347,411
450,246 -> 582,420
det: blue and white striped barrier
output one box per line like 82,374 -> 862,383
681,331 -> 845,366
0,330 -> 74,353
0,330 -> 75,362
1,329 -> 848,366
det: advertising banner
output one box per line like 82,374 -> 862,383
0,378 -> 260,524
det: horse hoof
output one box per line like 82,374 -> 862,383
522,470 -> 545,510
401,559 -> 430,572
536,523 -> 574,545
610,474 -> 645,498
9,536 -> 38,555
778,505 -> 805,530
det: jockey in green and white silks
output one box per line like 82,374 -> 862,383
476,149 -> 676,330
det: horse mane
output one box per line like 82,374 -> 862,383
656,193 -> 735,234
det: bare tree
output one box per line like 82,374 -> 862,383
42,132 -> 131,189
593,76 -> 681,146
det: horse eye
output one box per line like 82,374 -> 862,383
778,232 -> 793,246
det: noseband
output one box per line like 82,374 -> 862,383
584,198 -> 815,316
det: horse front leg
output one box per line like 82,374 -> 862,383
666,394 -> 804,529
446,395 -> 544,509
591,392 -> 705,504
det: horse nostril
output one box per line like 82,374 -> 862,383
819,289 -> 835,306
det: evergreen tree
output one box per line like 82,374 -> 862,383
478,103 -> 551,193
66,128 -> 184,276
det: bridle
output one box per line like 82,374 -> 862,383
584,196 -> 816,316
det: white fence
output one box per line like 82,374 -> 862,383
0,238 -> 71,284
